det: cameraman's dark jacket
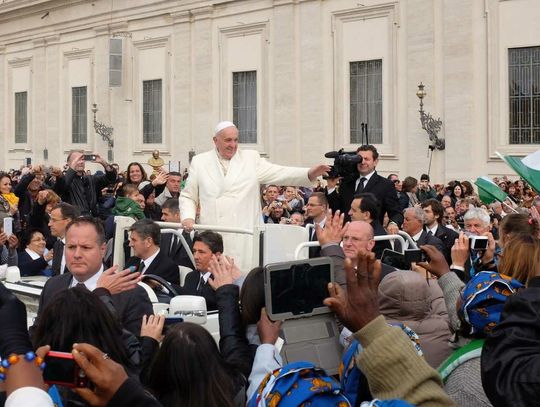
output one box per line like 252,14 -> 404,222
330,171 -> 403,225
481,277 -> 540,407
54,168 -> 116,216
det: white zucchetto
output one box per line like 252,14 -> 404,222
214,121 -> 236,135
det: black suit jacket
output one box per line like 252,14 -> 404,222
431,224 -> 459,265
415,230 -> 446,255
160,231 -> 195,269
51,240 -> 66,276
337,172 -> 403,225
394,230 -> 445,255
182,270 -> 217,311
371,220 -> 391,260
126,250 -> 180,286
33,272 -> 153,337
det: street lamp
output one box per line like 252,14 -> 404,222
92,103 -> 114,161
416,82 -> 445,151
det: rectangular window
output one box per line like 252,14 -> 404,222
72,86 -> 87,144
143,79 -> 162,144
14,91 -> 27,143
350,60 -> 382,144
109,38 -> 122,87
509,46 -> 540,144
233,71 -> 257,143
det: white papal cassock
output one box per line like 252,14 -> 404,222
180,148 -> 311,274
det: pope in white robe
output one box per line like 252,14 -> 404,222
180,121 -> 330,274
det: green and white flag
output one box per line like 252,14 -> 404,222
497,150 -> 540,193
474,176 -> 508,204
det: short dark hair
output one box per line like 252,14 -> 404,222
309,192 -> 328,207
354,193 -> 380,220
53,202 -> 80,221
421,199 -> 444,224
129,219 -> 161,246
168,171 -> 181,178
357,145 -> 379,160
420,174 -> 430,182
387,173 -> 399,180
161,198 -> 180,214
65,216 -> 106,245
193,231 -> 223,254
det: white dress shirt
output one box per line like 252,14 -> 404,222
69,265 -> 104,291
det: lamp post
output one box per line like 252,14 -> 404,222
416,82 -> 445,150
92,103 -> 114,162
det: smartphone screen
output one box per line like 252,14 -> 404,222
83,154 -> 96,161
3,217 -> 13,236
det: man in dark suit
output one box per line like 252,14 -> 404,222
348,193 -> 391,259
421,199 -> 459,265
182,230 -> 223,311
125,219 -> 181,286
159,198 -> 194,269
402,207 -> 445,255
32,217 -> 153,337
304,192 -> 328,258
48,203 -> 80,276
327,145 -> 402,226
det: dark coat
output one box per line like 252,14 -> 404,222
13,172 -> 37,227
415,230 -> 445,254
337,172 -> 403,225
371,220 -> 392,260
182,270 -> 217,311
125,249 -> 181,286
160,231 -> 195,269
33,272 -> 153,337
54,167 -> 117,216
17,250 -> 49,277
431,224 -> 459,265
481,278 -> 540,407
394,230 -> 445,255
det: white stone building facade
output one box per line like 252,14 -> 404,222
0,0 -> 539,183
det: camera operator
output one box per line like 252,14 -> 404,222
327,145 -> 403,226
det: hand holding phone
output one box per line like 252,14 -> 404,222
83,154 -> 96,162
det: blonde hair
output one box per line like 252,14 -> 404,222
499,234 -> 540,286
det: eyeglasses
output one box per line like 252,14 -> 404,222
392,179 -> 401,184
49,217 -> 66,223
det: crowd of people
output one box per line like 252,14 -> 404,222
0,123 -> 539,406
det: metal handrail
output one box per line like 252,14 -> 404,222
293,241 -> 320,260
374,234 -> 407,254
156,222 -> 253,235
398,231 -> 417,249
